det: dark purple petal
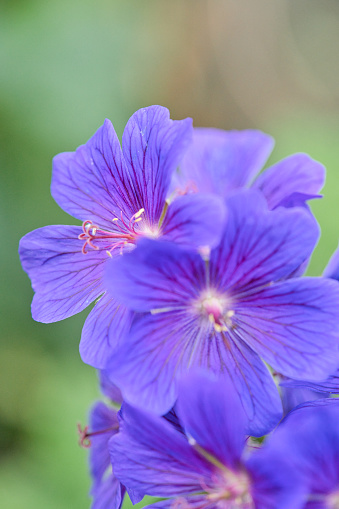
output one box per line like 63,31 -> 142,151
323,243 -> 339,280
80,293 -> 134,369
122,106 -> 193,224
161,194 -> 227,249
19,225 -> 107,322
171,128 -> 273,196
210,191 -> 319,293
252,154 -> 325,210
105,239 -> 205,312
107,312 -> 282,435
51,120 -> 130,231
234,278 -> 339,381
176,371 -> 246,469
110,403 -> 213,497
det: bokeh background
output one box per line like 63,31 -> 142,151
1,0 -> 339,507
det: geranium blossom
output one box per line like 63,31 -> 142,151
19,106 -> 225,368
110,372 -> 305,509
171,127 -> 325,210
104,190 -> 339,435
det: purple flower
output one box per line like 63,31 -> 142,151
260,399 -> 339,508
19,106 -> 225,369
104,190 -> 339,435
171,128 -> 325,210
110,371 -> 305,509
78,374 -> 141,509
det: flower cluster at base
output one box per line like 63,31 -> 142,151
18,105 -> 339,508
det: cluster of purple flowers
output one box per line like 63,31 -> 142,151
19,106 -> 339,508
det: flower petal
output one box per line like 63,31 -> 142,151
51,120 -> 130,230
110,403 -> 213,497
252,154 -> 325,210
99,370 -> 123,404
91,477 -> 124,509
80,293 -> 134,369
105,239 -> 204,312
89,402 -> 119,485
210,191 -> 319,292
107,312 -> 193,414
204,333 -> 282,436
107,312 -> 282,435
234,278 -> 339,381
19,225 -> 107,322
176,371 -> 246,468
122,106 -> 193,224
323,243 -> 339,280
161,193 -> 227,249
171,128 -> 274,196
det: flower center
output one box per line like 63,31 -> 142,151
327,491 -> 339,509
79,208 -> 159,255
195,292 -> 234,333
205,470 -> 254,508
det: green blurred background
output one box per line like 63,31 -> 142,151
1,0 -> 339,507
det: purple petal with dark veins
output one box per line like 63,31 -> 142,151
122,106 -> 193,224
51,120 -> 131,231
281,370 -> 339,395
170,128 -> 273,196
161,193 -> 227,249
80,293 -> 134,369
105,238 -> 205,312
234,278 -> 339,381
19,225 -> 107,322
110,403 -> 213,497
107,311 -> 282,435
210,191 -> 319,293
176,371 -> 246,468
252,154 -> 325,210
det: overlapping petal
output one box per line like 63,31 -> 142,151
171,128 -> 274,196
110,403 -> 213,497
122,106 -> 193,224
88,402 -> 124,509
252,154 -> 325,210
80,294 -> 133,369
105,239 -> 204,312
161,193 -> 226,249
210,191 -> 319,292
323,243 -> 339,280
176,372 -> 246,468
51,120 -> 128,231
107,311 -> 282,435
51,107 -> 192,230
19,225 -> 106,322
234,278 -> 339,380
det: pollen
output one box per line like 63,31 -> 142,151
195,291 -> 234,332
